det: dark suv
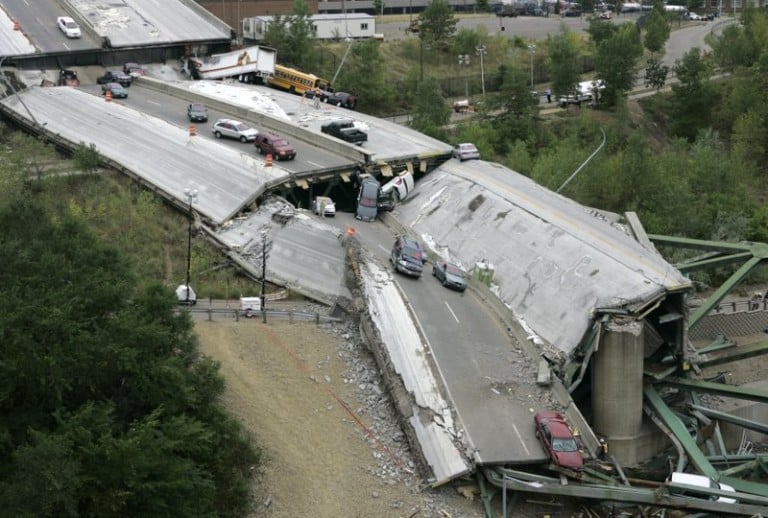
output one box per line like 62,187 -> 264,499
390,236 -> 426,278
254,132 -> 296,161
96,70 -> 132,87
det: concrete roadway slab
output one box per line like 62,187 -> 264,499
0,86 -> 285,225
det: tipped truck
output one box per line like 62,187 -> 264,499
321,120 -> 367,145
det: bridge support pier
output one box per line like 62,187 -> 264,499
592,319 -> 645,466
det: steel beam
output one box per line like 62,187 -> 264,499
695,341 -> 768,368
659,376 -> 768,404
689,404 -> 768,434
644,386 -> 718,478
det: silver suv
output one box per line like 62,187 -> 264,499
212,119 -> 258,143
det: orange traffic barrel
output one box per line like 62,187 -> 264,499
189,124 -> 197,137
105,90 -> 112,102
13,20 -> 19,31
266,153 -> 273,167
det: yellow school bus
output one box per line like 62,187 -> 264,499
268,64 -> 330,96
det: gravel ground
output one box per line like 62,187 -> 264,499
192,305 -> 580,517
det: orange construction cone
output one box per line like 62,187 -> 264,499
105,90 -> 112,102
189,124 -> 197,137
266,153 -> 273,167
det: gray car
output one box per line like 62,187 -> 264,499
433,261 -> 467,291
355,176 -> 380,222
212,119 -> 259,143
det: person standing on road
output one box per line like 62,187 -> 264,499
545,89 -> 552,103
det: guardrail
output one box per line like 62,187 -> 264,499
183,306 -> 343,325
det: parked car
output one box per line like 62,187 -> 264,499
321,120 -> 367,145
312,196 -> 336,217
433,261 -> 467,291
452,143 -> 480,162
254,132 -> 296,161
187,103 -> 208,122
57,16 -> 81,38
496,5 -> 520,17
533,411 -> 584,470
562,8 -> 582,16
123,62 -> 146,76
355,175 -> 380,222
669,472 -> 737,503
598,10 -> 613,19
688,12 -> 703,20
101,82 -> 128,99
391,236 -> 426,278
322,91 -> 358,109
212,119 -> 258,142
96,70 -> 132,87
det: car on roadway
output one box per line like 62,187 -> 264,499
598,10 -> 613,19
96,70 -> 133,87
123,62 -> 146,76
688,12 -> 703,20
322,91 -> 358,109
312,196 -> 336,217
533,410 -> 584,470
432,261 -> 468,291
57,16 -> 81,38
391,236 -> 426,278
452,143 -> 480,162
187,103 -> 208,122
254,132 -> 297,161
101,82 -> 128,99
212,119 -> 259,143
355,175 -> 380,222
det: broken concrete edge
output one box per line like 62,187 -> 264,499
345,238 -> 472,487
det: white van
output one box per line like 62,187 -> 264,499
380,171 -> 415,202
669,472 -> 737,503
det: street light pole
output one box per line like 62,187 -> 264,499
476,46 -> 486,97
183,188 -> 198,304
528,44 -> 536,88
458,54 -> 470,98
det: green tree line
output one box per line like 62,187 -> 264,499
0,160 -> 258,516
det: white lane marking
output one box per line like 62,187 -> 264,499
307,160 -> 323,168
146,100 -> 161,106
378,244 -> 389,254
512,424 -> 530,455
444,301 -> 459,323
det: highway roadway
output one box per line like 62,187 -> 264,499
4,0 -> 99,53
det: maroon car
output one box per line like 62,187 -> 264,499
533,411 -> 584,470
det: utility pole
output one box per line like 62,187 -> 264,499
183,188 -> 198,304
528,44 -> 536,88
458,54 -> 470,98
260,230 -> 271,313
476,46 -> 486,97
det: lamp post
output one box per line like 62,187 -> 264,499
183,188 -> 198,304
259,230 -> 271,313
528,44 -> 536,88
476,45 -> 486,97
458,54 -> 470,98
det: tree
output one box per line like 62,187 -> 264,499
0,186 -> 258,516
547,28 -> 582,98
644,57 -> 669,91
418,0 -> 458,49
586,17 -> 619,47
411,77 -> 451,139
643,7 -> 670,55
593,23 -> 644,106
671,47 -> 717,140
336,40 -> 395,112
487,64 -> 540,150
263,0 -> 317,70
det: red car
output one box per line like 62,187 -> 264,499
533,411 -> 584,470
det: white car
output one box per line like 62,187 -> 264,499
211,119 -> 259,143
452,143 -> 480,162
688,12 -> 703,21
669,472 -> 737,503
312,196 -> 336,217
57,16 -> 81,38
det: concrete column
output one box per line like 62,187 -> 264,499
592,320 -> 644,438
